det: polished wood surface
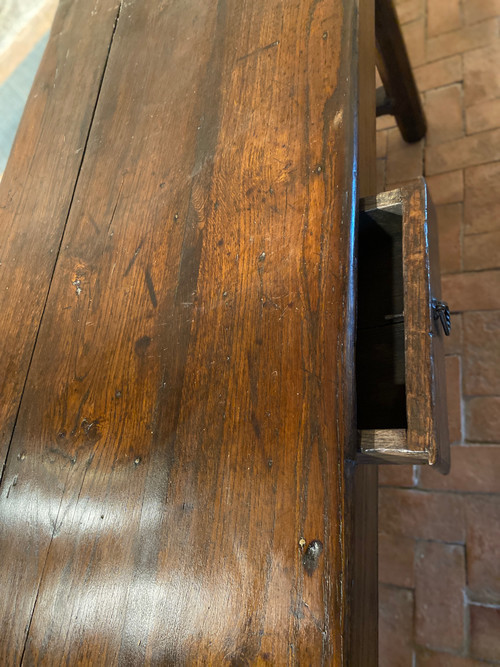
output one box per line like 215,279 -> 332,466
0,0 -> 378,663
375,0 -> 426,143
0,0 -> 121,467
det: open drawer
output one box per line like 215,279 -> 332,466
356,179 -> 450,473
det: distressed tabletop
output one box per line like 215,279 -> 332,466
0,0 -> 377,663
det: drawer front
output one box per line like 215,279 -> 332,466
357,179 -> 450,473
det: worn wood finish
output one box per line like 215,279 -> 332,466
404,182 -> 449,471
0,0 -> 121,473
357,182 -> 450,472
375,0 -> 426,142
0,0 -> 377,663
349,0 -> 379,663
358,429 -> 428,463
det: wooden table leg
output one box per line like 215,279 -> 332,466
375,0 -> 426,143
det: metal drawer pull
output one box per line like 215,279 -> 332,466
433,299 -> 451,336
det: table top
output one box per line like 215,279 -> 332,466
0,0 -> 373,662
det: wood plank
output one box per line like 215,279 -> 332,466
0,0 -> 364,662
358,428 -> 429,464
349,0 -> 379,663
0,0 -> 121,480
403,182 -> 450,472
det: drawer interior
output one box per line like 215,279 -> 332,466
356,202 -> 407,430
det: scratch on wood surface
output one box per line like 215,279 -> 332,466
123,239 -> 144,276
107,178 -> 124,232
237,40 -> 280,62
144,267 -> 158,308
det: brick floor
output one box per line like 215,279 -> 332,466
378,0 -> 500,663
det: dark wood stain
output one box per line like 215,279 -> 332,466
0,0 -> 378,663
0,0 -> 122,472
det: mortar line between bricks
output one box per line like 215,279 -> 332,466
424,18 -> 499,65
379,582 -> 414,593
415,79 -> 465,93
381,535 -> 466,547
467,599 -> 500,610
463,228 -> 500,237
443,267 -> 500,274
382,485 -> 500,496
465,434 -> 500,444
463,396 -> 500,401
463,589 -> 472,658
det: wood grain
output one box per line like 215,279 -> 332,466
0,0 -> 121,475
0,0 -> 375,663
358,428 -> 428,464
403,181 -> 449,472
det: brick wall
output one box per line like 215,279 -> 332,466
377,0 -> 500,663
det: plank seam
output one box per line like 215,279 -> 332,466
16,2 -> 124,662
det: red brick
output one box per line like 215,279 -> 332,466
379,533 -> 415,588
466,397 -> 500,443
377,6 -> 500,654
402,18 -> 426,67
418,445 -> 500,493
386,129 -> 424,184
446,356 -> 463,443
463,230 -> 500,271
377,114 -> 397,131
415,56 -> 462,93
445,313 -> 463,356
427,0 -> 462,37
436,203 -> 462,274
426,85 -> 464,147
379,488 -> 465,542
470,604 -> 500,661
442,271 -> 500,312
427,170 -> 463,206
426,18 -> 497,63
379,585 -> 414,667
464,161 -> 500,235
466,99 -> 500,135
415,541 -> 465,651
379,464 -> 415,487
466,496 -> 500,601
464,0 -> 500,24
395,0 -> 425,24
426,128 -> 500,175
464,42 -> 500,107
463,311 -> 500,395
417,649 -> 491,666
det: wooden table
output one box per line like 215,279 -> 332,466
0,0 -> 443,663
